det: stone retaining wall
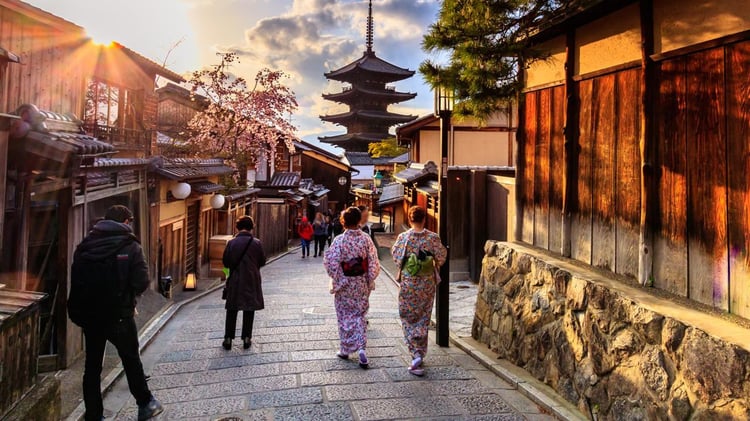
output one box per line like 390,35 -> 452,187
473,241 -> 750,420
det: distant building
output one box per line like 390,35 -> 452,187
319,0 -> 417,152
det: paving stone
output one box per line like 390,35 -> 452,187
247,387 -> 323,409
174,332 -> 207,342
272,402 -> 354,421
469,370 -> 517,390
457,394 -> 515,415
158,350 -> 194,363
260,339 -> 337,353
164,396 -> 247,418
463,413 -> 528,421
206,352 -> 288,369
276,360 -> 327,374
152,359 -> 210,376
352,396 -> 465,420
428,379 -> 495,395
191,364 -> 281,385
325,382 -> 432,401
494,389 -> 544,414
299,368 -> 390,386
213,409 -> 274,421
321,356 -> 406,371
188,375 -> 298,399
147,372 -> 194,391
385,365 -> 475,382
170,340 -> 228,352
289,349 -> 340,361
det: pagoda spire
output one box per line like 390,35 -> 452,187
366,0 -> 374,53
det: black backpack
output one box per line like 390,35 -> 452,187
68,244 -> 130,329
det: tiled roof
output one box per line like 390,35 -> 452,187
90,157 -> 150,168
378,183 -> 404,206
112,42 -> 184,83
12,104 -> 116,160
226,188 -> 261,202
393,161 -> 438,184
189,180 -> 224,194
268,172 -> 301,188
345,152 -> 373,166
389,152 -> 410,164
325,52 -> 415,83
155,158 -> 233,181
416,181 -> 439,196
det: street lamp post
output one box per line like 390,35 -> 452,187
434,84 -> 453,347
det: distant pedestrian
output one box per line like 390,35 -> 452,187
391,206 -> 447,376
331,212 -> 344,238
325,215 -> 334,247
312,212 -> 328,257
324,207 -> 380,368
222,216 -> 266,350
298,216 -> 313,258
68,205 -> 163,421
357,205 -> 371,235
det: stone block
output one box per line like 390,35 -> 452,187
639,347 -> 671,401
611,328 -> 644,359
661,317 -> 686,354
274,403 -> 354,421
352,396 -> 464,420
679,328 -> 748,403
630,306 -> 664,345
512,252 -> 532,275
247,387 -> 323,409
668,385 -> 692,420
456,394 -> 515,415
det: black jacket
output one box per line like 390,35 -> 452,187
71,220 -> 149,324
222,232 -> 266,311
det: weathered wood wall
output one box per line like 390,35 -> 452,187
253,201 -> 290,258
521,38 -> 750,318
653,40 -> 750,315
0,5 -> 87,115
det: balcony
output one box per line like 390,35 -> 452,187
83,123 -> 151,152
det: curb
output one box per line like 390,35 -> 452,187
379,262 -> 585,421
65,247 -> 299,421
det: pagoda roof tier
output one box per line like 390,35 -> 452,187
322,85 -> 416,105
319,132 -> 389,152
320,110 -> 417,126
325,51 -> 415,83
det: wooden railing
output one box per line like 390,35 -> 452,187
83,123 -> 151,152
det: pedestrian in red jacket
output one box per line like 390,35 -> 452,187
298,216 -> 314,258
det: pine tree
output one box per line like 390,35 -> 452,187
368,138 -> 408,158
420,0 -> 587,120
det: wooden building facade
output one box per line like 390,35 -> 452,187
0,0 -> 183,369
518,0 -> 750,317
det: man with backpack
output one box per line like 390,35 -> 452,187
68,205 -> 163,421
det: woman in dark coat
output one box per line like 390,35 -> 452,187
222,216 -> 266,350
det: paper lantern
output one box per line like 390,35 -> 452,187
171,182 -> 191,200
184,273 -> 196,291
210,194 -> 226,209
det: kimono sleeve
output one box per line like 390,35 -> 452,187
365,235 -> 380,290
391,232 -> 409,266
430,232 -> 448,267
323,237 -> 346,291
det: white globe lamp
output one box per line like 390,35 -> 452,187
171,182 -> 191,200
210,194 -> 226,210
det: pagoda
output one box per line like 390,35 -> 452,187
319,0 -> 417,152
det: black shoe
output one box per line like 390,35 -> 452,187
243,337 -> 252,349
137,398 -> 164,421
222,338 -> 231,350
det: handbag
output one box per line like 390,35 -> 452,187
222,236 -> 253,300
341,256 -> 368,277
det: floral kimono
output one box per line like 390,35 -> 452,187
391,228 -> 447,359
324,229 -> 380,354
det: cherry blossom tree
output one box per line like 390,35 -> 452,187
186,52 -> 298,185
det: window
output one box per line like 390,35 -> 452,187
84,78 -> 143,130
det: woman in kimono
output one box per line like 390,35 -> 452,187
324,206 -> 380,368
391,206 -> 447,376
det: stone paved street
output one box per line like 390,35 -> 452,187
101,250 -> 554,420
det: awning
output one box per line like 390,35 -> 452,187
285,195 -> 304,203
309,200 -> 321,207
189,180 -> 224,194
313,188 -> 330,198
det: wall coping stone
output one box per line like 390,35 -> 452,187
499,242 -> 750,352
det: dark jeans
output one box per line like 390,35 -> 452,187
83,317 -> 152,421
314,235 -> 327,256
225,310 -> 255,339
300,239 -> 311,256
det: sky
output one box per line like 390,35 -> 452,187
26,0 -> 442,155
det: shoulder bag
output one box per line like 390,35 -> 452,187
222,236 -> 253,300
